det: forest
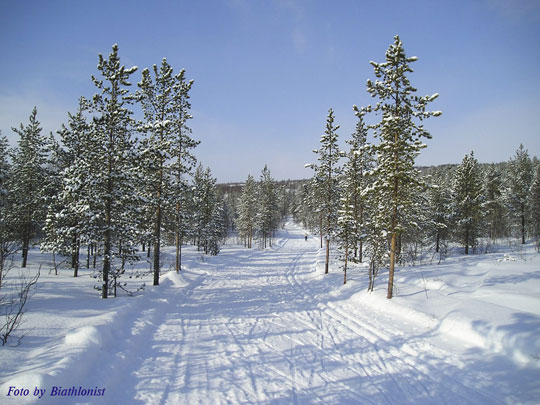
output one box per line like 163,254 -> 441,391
0,37 -> 539,314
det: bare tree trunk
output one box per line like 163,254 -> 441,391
153,202 -> 161,286
343,245 -> 348,284
319,215 -> 323,249
388,231 -> 397,299
325,237 -> 330,274
521,208 -> 526,244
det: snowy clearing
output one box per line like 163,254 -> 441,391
1,221 -> 539,404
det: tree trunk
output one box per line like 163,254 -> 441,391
343,245 -> 348,284
73,239 -> 80,278
324,237 -> 330,274
465,228 -> 469,255
153,202 -> 161,286
319,215 -> 323,249
387,231 -> 397,299
521,209 -> 526,244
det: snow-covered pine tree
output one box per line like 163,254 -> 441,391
337,110 -> 373,284
308,109 -> 341,274
483,164 -> 507,241
89,44 -> 140,298
8,107 -> 49,268
507,144 -> 533,244
42,97 -> 92,277
237,175 -> 257,248
136,58 -> 197,282
191,165 -> 225,255
426,169 -> 452,260
452,152 -> 483,254
364,35 -> 441,298
344,108 -> 373,263
336,183 -> 355,285
0,133 -> 18,282
529,163 -> 540,251
169,69 -> 197,272
255,165 -> 279,248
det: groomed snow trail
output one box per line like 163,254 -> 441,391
91,222 -> 506,404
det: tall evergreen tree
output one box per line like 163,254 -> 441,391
362,35 -> 441,298
255,165 -> 279,248
0,133 -> 18,284
42,97 -> 92,277
483,164 -> 507,241
89,44 -> 140,298
452,152 -> 483,254
507,144 -> 533,244
8,107 -> 49,268
136,58 -> 197,282
342,109 -> 373,262
529,164 -> 540,251
192,165 -> 225,255
237,175 -> 257,248
426,171 -> 452,258
169,69 -> 197,272
308,109 -> 341,274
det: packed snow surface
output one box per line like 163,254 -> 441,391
1,221 -> 539,404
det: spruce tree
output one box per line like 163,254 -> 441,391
8,107 -> 49,268
507,144 -> 533,244
452,152 -> 483,254
363,35 -> 441,298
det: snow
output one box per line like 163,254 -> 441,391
1,221 -> 540,404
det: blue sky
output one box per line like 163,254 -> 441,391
1,0 -> 539,182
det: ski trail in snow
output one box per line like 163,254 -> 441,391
69,221 -> 508,404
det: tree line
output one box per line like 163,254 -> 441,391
294,36 -> 539,298
0,44 -> 228,298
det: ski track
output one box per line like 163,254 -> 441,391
61,222 -> 515,404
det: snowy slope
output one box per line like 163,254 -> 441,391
1,221 -> 539,404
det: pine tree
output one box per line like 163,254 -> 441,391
343,109 -> 373,262
8,107 -> 49,268
507,144 -> 533,244
255,165 -> 279,248
308,109 -> 341,274
89,44 -> 140,298
426,170 -> 452,260
169,69 -> 197,272
529,164 -> 540,251
483,164 -> 507,241
0,133 -> 18,285
452,152 -> 483,254
136,58 -> 197,281
237,175 -> 257,248
192,165 -> 224,255
42,97 -> 92,277
363,35 -> 441,298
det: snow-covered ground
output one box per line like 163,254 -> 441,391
1,221 -> 539,404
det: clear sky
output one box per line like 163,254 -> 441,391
1,0 -> 539,182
